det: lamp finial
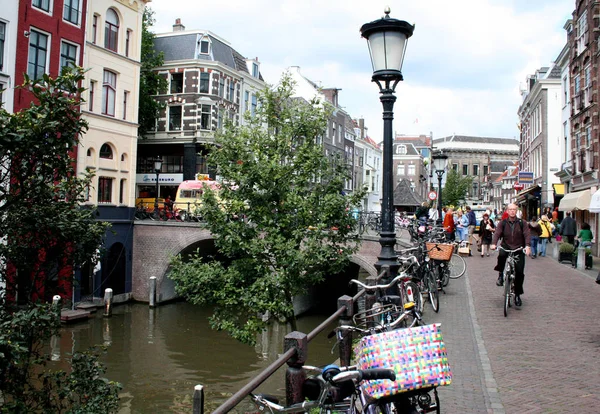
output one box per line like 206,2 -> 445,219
384,6 -> 390,17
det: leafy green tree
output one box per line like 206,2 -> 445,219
442,169 -> 473,207
138,7 -> 167,138
168,74 -> 365,345
0,68 -> 118,412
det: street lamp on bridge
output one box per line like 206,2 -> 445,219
361,7 -> 414,282
432,151 -> 448,225
153,156 -> 163,220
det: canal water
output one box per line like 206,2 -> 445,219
55,301 -> 340,413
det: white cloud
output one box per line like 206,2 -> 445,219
150,0 -> 572,142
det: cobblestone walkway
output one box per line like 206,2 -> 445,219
386,233 -> 600,413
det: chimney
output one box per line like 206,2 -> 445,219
173,18 -> 185,32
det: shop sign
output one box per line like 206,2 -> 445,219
136,173 -> 183,184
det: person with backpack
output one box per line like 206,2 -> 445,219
560,211 -> 577,244
491,203 -> 531,307
538,215 -> 553,257
528,216 -> 542,258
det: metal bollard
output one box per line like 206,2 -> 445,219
192,385 -> 204,414
149,277 -> 157,308
103,288 -> 113,317
52,295 -> 62,322
284,331 -> 308,406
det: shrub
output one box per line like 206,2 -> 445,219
559,242 -> 575,254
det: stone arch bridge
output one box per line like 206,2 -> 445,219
132,221 -> 385,304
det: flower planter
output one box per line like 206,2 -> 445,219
558,252 -> 573,263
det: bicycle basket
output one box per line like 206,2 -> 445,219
425,243 -> 454,261
355,323 -> 452,399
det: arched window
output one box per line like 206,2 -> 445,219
99,143 -> 113,159
105,9 -> 119,52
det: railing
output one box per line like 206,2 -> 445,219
192,267 -> 390,413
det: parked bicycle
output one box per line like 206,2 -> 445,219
249,364 -> 396,413
497,246 -> 524,317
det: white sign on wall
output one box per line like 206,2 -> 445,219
136,173 -> 184,184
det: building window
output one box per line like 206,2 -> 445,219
33,0 -> 50,13
99,143 -> 113,159
89,80 -> 95,111
396,145 -> 407,154
60,41 -> 77,72
119,179 -> 125,204
170,72 -> 183,93
98,177 -> 113,203
63,0 -> 81,25
199,39 -> 209,54
102,70 -> 116,116
123,91 -> 128,120
407,164 -> 416,176
92,14 -> 98,44
0,22 -> 5,71
244,91 -> 249,112
473,164 -> 479,176
125,29 -> 131,57
217,109 -> 223,130
452,163 -> 458,172
28,30 -> 49,80
251,94 -> 257,117
252,62 -> 259,78
104,8 -> 119,52
218,77 -> 224,98
199,72 -> 209,93
462,164 -> 468,175
199,104 -> 211,130
169,105 -> 182,131
228,81 -> 235,102
483,165 -> 489,176
396,164 -> 405,175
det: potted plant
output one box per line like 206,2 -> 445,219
558,242 -> 575,263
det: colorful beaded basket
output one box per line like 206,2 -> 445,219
355,323 -> 452,399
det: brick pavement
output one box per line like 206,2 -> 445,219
385,232 -> 600,413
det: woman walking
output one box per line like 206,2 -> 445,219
478,213 -> 495,257
528,216 -> 542,258
538,215 -> 553,257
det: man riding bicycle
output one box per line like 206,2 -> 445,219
490,203 -> 531,306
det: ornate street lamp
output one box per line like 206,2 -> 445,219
361,7 -> 414,282
153,156 -> 163,219
432,151 -> 448,225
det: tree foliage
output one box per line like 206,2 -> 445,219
137,7 -> 167,138
168,74 -> 366,345
0,68 -> 118,412
442,169 -> 473,207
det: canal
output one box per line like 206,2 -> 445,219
55,301 -> 339,413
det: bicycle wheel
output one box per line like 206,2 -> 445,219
448,253 -> 467,279
503,264 -> 512,317
404,280 -> 423,315
426,270 -> 439,313
440,263 -> 450,287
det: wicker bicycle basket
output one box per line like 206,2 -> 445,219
426,242 -> 454,261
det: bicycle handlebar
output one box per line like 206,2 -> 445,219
332,368 -> 396,383
497,246 -> 525,254
349,274 -> 408,290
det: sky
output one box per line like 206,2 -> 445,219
149,0 -> 573,144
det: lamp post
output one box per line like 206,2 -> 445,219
153,156 -> 163,219
432,151 -> 448,225
361,7 -> 414,282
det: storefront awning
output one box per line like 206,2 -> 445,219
558,189 -> 591,212
515,185 -> 540,203
552,183 -> 565,195
589,190 -> 600,213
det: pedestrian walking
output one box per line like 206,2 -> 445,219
443,207 -> 455,241
491,203 -> 531,307
465,206 -> 476,256
478,213 -> 495,257
528,216 -> 541,258
560,211 -> 577,244
538,215 -> 553,257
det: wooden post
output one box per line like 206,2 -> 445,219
149,277 -> 157,307
103,288 -> 113,317
284,331 -> 308,406
337,295 -> 354,367
192,384 -> 204,414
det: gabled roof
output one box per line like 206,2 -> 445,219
154,32 -> 261,78
393,142 -> 420,156
395,134 -> 431,148
393,179 -> 424,207
434,135 -> 518,145
363,136 -> 379,147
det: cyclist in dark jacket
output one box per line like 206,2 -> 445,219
491,203 -> 531,306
